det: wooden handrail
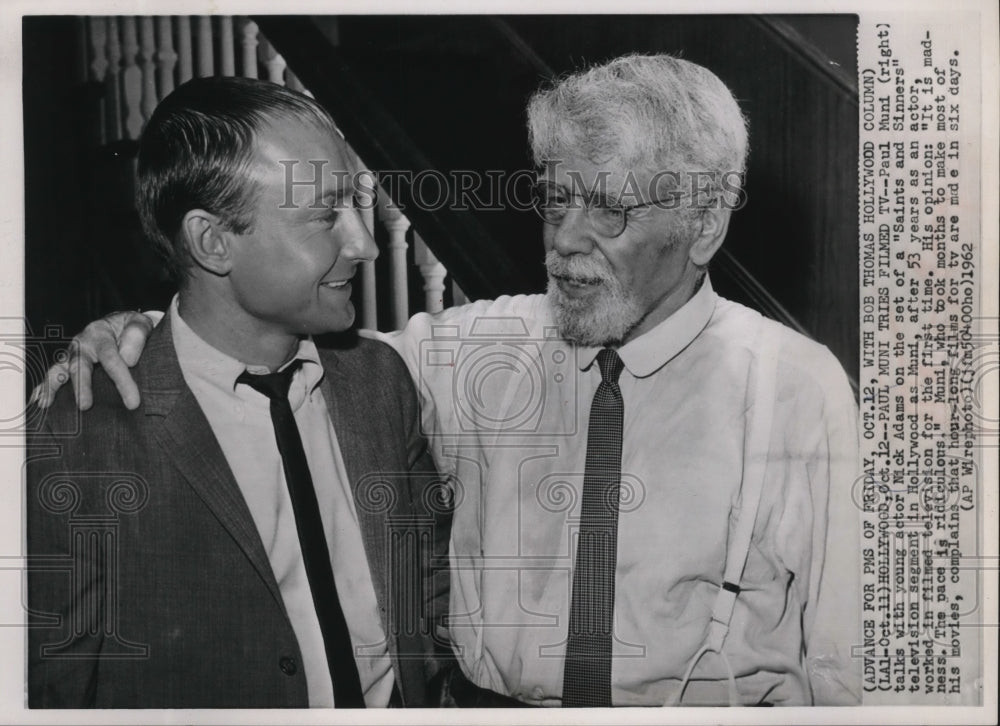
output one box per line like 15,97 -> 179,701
751,16 -> 859,102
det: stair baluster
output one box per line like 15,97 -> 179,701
139,18 -> 158,128
196,17 -> 213,77
218,17 -> 236,76
415,234 -> 448,315
259,37 -> 287,85
120,18 -> 142,140
357,169 -> 379,330
105,17 -> 123,142
86,18 -> 109,145
155,17 -> 177,98
380,204 -> 411,330
239,19 -> 259,79
176,17 -> 193,84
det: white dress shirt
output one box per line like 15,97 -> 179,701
369,277 -> 861,706
170,297 -> 394,707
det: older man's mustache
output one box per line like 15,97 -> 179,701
544,251 -> 613,286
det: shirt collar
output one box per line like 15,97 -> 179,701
170,294 -> 325,395
575,275 -> 717,379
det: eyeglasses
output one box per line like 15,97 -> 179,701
530,181 -> 686,238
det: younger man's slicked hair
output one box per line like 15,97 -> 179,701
136,76 -> 337,283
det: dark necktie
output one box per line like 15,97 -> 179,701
237,361 -> 366,708
561,348 -> 625,707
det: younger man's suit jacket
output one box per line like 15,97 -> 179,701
27,315 -> 451,708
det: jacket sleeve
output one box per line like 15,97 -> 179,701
398,361 -> 456,688
406,410 -> 456,689
26,408 -> 103,708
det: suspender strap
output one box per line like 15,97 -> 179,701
669,318 -> 782,707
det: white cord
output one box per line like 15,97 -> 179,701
666,316 -> 782,707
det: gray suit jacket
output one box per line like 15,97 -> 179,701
27,315 -> 450,708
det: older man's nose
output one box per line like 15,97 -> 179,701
549,207 -> 597,256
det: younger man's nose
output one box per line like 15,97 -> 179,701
341,209 -> 379,263
343,170 -> 379,263
345,212 -> 378,262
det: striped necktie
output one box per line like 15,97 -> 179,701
561,348 -> 625,707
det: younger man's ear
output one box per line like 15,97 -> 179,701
687,207 -> 731,267
181,209 -> 233,276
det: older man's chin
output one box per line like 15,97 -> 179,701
546,284 -> 643,348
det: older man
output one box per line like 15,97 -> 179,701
37,54 -> 860,707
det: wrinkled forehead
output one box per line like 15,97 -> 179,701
537,115 -> 654,169
538,155 -> 679,204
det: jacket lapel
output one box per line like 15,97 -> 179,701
318,351 -> 412,690
141,323 -> 417,701
317,353 -> 391,622
140,315 -> 287,614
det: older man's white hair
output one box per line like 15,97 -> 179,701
526,53 -> 749,204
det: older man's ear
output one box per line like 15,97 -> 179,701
687,206 -> 731,267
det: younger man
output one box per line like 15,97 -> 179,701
27,77 -> 447,708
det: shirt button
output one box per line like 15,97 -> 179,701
278,656 -> 298,676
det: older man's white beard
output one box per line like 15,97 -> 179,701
545,250 -> 645,347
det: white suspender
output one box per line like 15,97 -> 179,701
667,317 -> 782,707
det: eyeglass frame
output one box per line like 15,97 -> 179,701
530,180 -> 691,239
